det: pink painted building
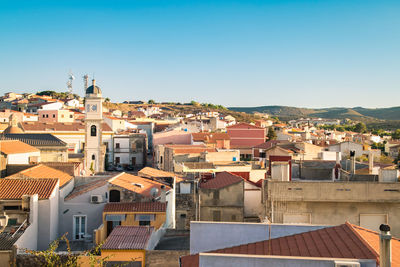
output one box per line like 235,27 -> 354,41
38,109 -> 75,123
227,123 -> 266,159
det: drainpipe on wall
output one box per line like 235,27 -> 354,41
380,224 -> 392,267
350,150 -> 356,177
368,150 -> 374,174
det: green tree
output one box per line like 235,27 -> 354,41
148,99 -> 155,104
392,129 -> 400,140
354,122 -> 367,133
267,127 -> 277,140
104,97 -> 110,102
25,234 -> 112,267
37,90 -> 57,97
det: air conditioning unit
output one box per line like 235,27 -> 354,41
90,195 -> 103,204
0,214 -> 8,227
334,261 -> 360,267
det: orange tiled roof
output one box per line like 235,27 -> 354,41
351,224 -> 400,266
7,164 -> 73,187
21,122 -> 112,132
138,167 -> 174,178
227,122 -> 264,129
0,178 -> 58,199
0,140 -> 39,154
165,144 -> 217,154
108,172 -> 171,198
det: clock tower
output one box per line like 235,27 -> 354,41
84,79 -> 104,174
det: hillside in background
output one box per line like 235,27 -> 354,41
104,102 -> 258,123
229,105 -> 400,122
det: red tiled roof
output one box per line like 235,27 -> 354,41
199,171 -> 243,189
104,202 -> 166,213
7,164 -> 73,187
181,222 -> 380,267
102,226 -> 154,250
165,144 -> 217,154
173,148 -> 217,154
227,122 -> 264,129
253,140 -> 288,150
0,178 -> 58,200
21,122 -> 112,132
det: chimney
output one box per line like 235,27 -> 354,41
336,152 -> 340,165
379,224 -> 392,267
160,185 -> 167,203
350,150 -> 356,175
334,152 -> 341,180
369,150 -> 374,174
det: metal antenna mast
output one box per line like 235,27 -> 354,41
67,71 -> 75,97
83,74 -> 89,92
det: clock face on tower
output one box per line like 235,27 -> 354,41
86,104 -> 98,112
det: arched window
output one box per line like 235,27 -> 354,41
92,154 -> 95,160
109,190 -> 120,202
91,125 -> 97,136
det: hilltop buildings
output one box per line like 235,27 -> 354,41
0,87 -> 398,266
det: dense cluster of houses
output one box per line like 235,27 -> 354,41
0,86 -> 398,266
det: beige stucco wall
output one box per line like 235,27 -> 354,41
269,201 -> 400,235
265,180 -> 400,236
200,181 -> 244,222
204,150 -> 240,162
0,251 -> 12,267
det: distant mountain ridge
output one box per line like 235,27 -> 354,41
228,106 -> 400,122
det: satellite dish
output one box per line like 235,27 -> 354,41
150,187 -> 159,198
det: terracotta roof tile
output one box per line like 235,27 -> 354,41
102,226 -> 154,250
7,164 -> 73,187
103,202 -> 166,213
21,122 -> 112,132
65,178 -> 108,201
253,140 -> 288,150
350,223 -> 400,266
199,171 -> 243,189
138,167 -> 185,183
108,172 -> 170,198
181,223 -> 382,267
192,132 -> 230,143
0,140 -> 39,154
0,178 -> 58,200
227,122 -> 264,129
138,167 -> 174,177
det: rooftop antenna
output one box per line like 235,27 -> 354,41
83,74 -> 89,92
150,187 -> 159,201
67,71 -> 75,98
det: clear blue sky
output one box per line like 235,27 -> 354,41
0,0 -> 399,108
